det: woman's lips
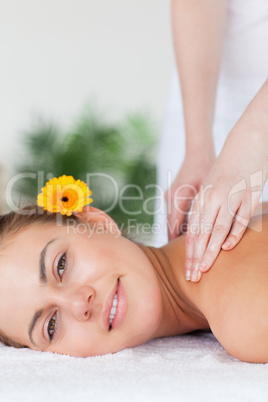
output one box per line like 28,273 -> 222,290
102,278 -> 127,331
103,280 -> 118,330
110,278 -> 127,330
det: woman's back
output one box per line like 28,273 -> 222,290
162,213 -> 268,362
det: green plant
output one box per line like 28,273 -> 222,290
13,107 -> 158,237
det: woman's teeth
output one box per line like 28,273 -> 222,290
109,292 -> 118,325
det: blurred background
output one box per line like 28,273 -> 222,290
0,0 -> 174,241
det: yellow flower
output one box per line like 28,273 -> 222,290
37,175 -> 93,216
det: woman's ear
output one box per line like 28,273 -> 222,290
74,206 -> 121,237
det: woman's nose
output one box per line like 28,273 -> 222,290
59,286 -> 94,321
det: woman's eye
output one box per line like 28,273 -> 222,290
57,253 -> 66,279
47,313 -> 57,340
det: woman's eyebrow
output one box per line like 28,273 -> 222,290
39,238 -> 57,284
28,238 -> 58,346
28,308 -> 43,346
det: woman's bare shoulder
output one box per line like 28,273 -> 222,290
198,206 -> 268,362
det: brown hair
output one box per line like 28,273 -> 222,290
0,205 -> 78,348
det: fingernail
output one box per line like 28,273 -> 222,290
185,270 -> 191,281
222,241 -> 230,249
191,270 -> 198,282
199,261 -> 207,272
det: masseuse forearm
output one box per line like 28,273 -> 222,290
219,79 -> 268,178
172,0 -> 227,154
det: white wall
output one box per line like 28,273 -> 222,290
0,0 -> 174,169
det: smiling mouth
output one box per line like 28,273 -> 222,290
105,277 -> 126,331
109,292 -> 118,330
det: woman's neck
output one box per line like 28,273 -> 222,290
138,238 -> 209,340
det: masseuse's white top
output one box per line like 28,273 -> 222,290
155,0 -> 268,246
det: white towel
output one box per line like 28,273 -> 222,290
1,332 -> 267,402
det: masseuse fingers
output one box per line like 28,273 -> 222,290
222,204 -> 251,251
222,190 -> 262,250
189,207 -> 219,280
197,208 -> 234,275
185,196 -> 201,280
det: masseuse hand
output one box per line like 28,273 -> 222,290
185,94 -> 268,282
166,148 -> 215,240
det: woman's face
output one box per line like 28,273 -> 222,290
0,215 -> 163,357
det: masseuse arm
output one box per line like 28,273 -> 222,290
187,79 -> 268,282
166,0 -> 226,239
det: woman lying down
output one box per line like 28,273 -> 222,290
0,175 -> 268,363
